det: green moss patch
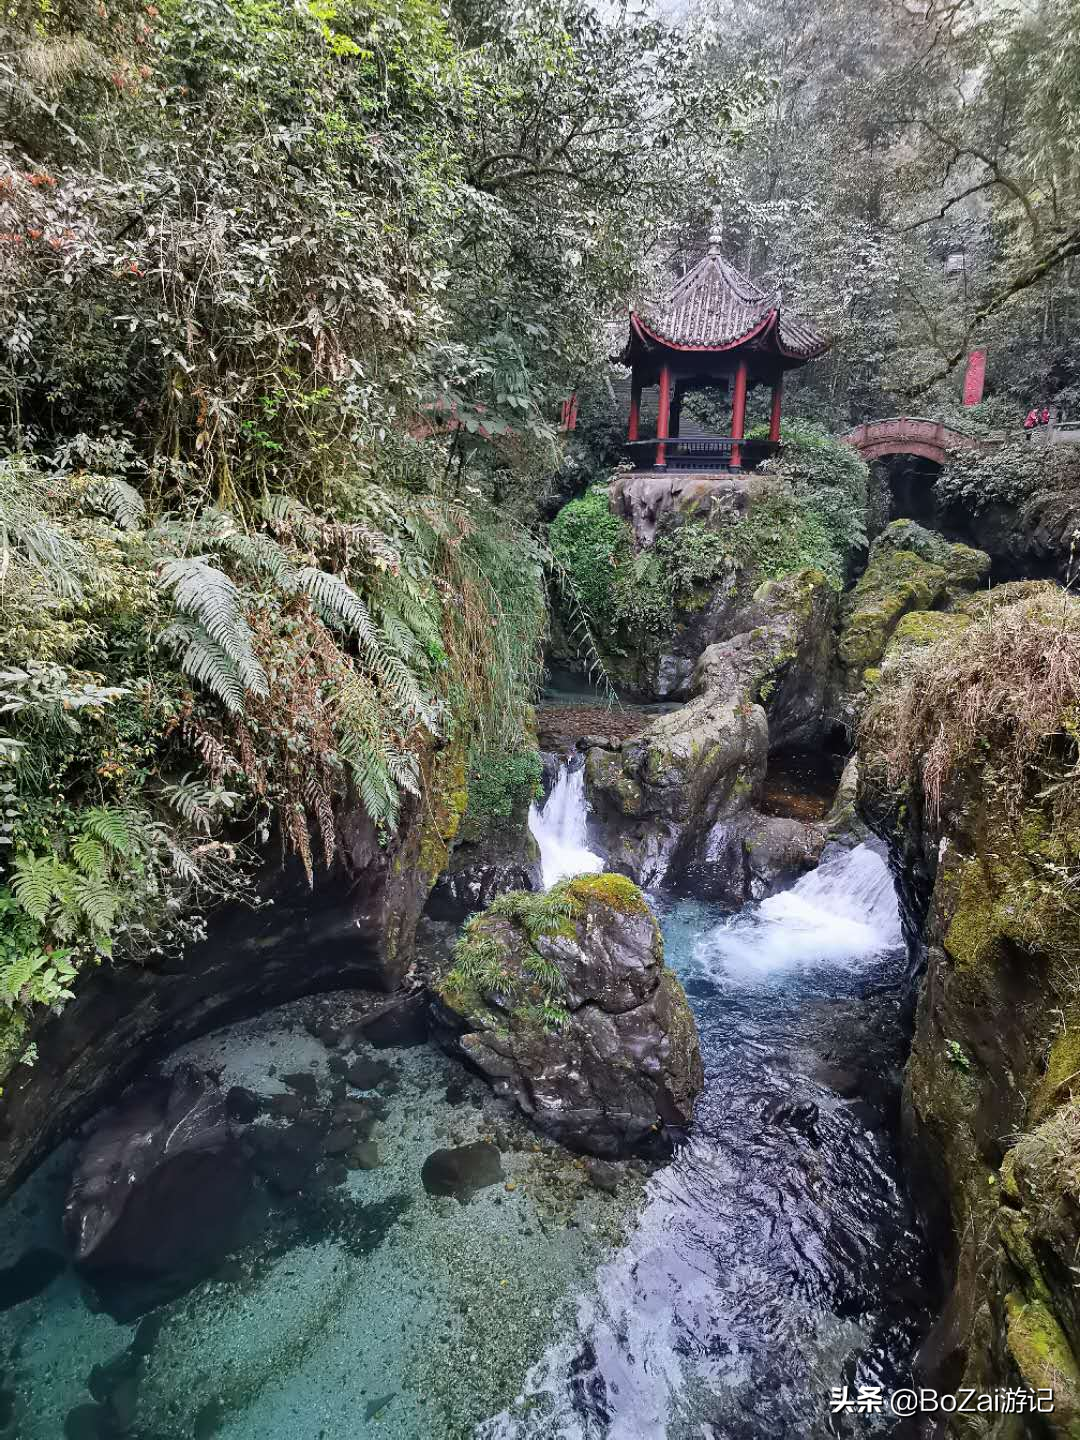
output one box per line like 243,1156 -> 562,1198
565,872 -> 649,917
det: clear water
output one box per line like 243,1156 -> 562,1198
529,762 -> 604,888
0,847 -> 931,1439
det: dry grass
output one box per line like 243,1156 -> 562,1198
863,588 -> 1080,827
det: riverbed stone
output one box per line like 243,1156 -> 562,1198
63,1066 -> 254,1319
420,1141 -> 503,1198
432,875 -> 704,1157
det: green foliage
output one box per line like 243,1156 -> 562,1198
936,442 -> 1080,516
0,438 -> 548,1027
653,520 -> 734,603
466,750 -> 543,821
945,1038 -> 971,1073
444,927 -> 514,1000
754,422 -> 869,581
441,884 -> 573,1029
0,0 -> 757,1044
734,486 -> 840,586
487,886 -> 576,944
548,487 -> 635,638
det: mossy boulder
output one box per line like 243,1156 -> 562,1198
585,692 -> 767,886
944,542 -> 991,598
838,547 -> 948,672
693,567 -> 838,750
872,517 -> 953,567
883,608 -> 972,660
432,877 -> 704,1156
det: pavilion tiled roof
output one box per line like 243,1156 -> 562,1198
631,246 -> 829,361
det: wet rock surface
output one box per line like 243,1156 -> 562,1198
673,809 -> 827,906
63,1065 -> 254,1319
433,875 -> 704,1156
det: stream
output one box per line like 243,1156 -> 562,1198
0,770 -> 932,1439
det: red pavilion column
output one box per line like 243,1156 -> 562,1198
627,371 -> 642,442
656,362 -> 671,468
730,359 -> 748,468
768,373 -> 784,443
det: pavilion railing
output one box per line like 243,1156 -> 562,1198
622,437 -> 780,473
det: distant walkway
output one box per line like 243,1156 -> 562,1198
842,413 -> 1080,467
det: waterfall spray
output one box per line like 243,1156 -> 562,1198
528,761 -> 604,889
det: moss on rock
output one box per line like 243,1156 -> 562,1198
564,872 -> 650,918
885,608 -> 972,658
838,548 -> 948,671
432,876 -> 703,1156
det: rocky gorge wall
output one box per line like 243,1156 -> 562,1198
857,580 -> 1080,1438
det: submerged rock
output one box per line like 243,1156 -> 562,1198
359,993 -> 430,1049
420,1141 -> 503,1198
433,875 -> 704,1157
63,1065 -> 253,1319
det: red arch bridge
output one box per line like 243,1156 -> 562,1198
841,414 -> 1080,466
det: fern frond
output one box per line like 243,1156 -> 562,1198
84,476 -> 146,530
217,531 -> 299,588
158,557 -> 268,699
0,948 -> 50,1003
68,873 -> 121,933
295,565 -> 374,634
296,566 -> 433,724
71,834 -> 107,877
11,853 -> 57,922
82,806 -> 137,858
161,775 -> 223,834
160,618 -> 247,713
260,494 -> 325,550
9,517 -> 86,601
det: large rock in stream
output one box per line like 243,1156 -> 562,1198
585,568 -> 836,894
64,1065 -> 254,1319
432,875 -> 704,1157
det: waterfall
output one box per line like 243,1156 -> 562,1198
528,761 -> 604,889
702,842 -> 903,973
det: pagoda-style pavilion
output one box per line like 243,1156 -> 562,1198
621,238 -> 830,471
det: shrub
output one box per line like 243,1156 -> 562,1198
936,441 -> 1080,516
548,486 -> 671,652
755,420 -> 869,578
466,750 -> 543,820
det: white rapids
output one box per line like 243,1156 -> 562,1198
703,841 -> 904,973
528,761 -> 604,889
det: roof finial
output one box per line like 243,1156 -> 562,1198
707,207 -> 724,255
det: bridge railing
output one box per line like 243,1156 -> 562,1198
622,436 -> 780,472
